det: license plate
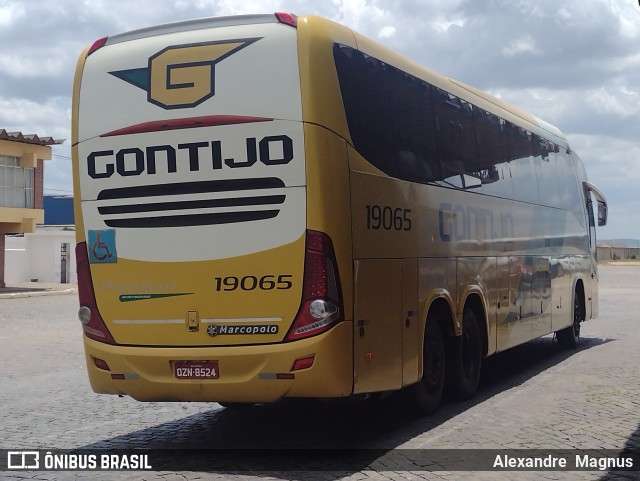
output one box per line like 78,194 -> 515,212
174,361 -> 219,379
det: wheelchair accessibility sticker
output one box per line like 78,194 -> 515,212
88,229 -> 117,264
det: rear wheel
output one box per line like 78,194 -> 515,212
448,309 -> 482,401
557,288 -> 583,349
405,319 -> 446,415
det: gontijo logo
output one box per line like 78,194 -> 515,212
110,38 -> 261,109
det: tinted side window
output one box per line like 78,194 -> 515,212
389,67 -> 439,183
431,90 -> 481,191
334,44 -> 572,209
333,45 -> 395,176
557,150 -> 585,224
506,123 -> 539,204
534,137 -> 561,208
476,113 -> 513,199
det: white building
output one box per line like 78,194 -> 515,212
6,226 -> 76,283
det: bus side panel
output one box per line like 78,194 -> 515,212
530,256 -> 552,340
495,256 -> 510,354
590,263 -> 599,319
402,258 -> 419,386
353,259 -> 403,394
498,257 -> 534,351
551,256 -> 574,332
302,123 -> 355,393
349,168 -> 418,261
297,16 -> 356,145
579,256 -> 595,321
303,123 -> 354,321
352,257 -> 420,392
417,257 -> 458,376
456,257 -> 497,356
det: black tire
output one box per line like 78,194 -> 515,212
448,309 -> 482,401
557,288 -> 583,349
405,319 -> 446,415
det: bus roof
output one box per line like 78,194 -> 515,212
104,14 -> 280,46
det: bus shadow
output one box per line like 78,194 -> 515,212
599,421 -> 640,480
78,335 -> 610,478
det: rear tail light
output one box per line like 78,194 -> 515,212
275,12 -> 297,28
286,231 -> 343,341
76,242 -> 115,344
291,356 -> 315,371
93,357 -> 111,371
87,36 -> 108,56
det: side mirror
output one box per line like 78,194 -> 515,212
583,181 -> 607,227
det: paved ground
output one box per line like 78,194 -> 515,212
0,281 -> 76,299
0,265 -> 638,480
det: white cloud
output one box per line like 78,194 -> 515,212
430,16 -> 466,33
0,3 -> 25,27
502,35 -> 541,57
585,87 -> 639,118
378,25 -> 396,38
0,53 -> 69,79
0,97 -> 69,140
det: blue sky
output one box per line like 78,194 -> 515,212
1,0 -> 638,240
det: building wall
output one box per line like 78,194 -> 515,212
5,229 -> 76,283
5,235 -> 29,281
43,196 -> 74,225
0,234 -> 5,287
0,134 -> 60,286
597,246 -> 640,262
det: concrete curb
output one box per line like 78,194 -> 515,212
0,288 -> 77,300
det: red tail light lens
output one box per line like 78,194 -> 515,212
291,356 -> 315,371
87,37 -> 108,56
76,242 -> 115,344
275,12 -> 297,28
93,357 -> 111,371
286,231 -> 343,341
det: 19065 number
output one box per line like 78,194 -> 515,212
365,205 -> 412,231
214,275 -> 293,291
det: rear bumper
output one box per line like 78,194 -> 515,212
83,321 -> 353,402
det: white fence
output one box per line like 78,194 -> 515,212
6,228 -> 76,283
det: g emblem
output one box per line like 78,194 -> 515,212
110,38 -> 260,109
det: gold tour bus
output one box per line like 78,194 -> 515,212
72,12 -> 608,413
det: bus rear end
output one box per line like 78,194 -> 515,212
72,13 -> 352,402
